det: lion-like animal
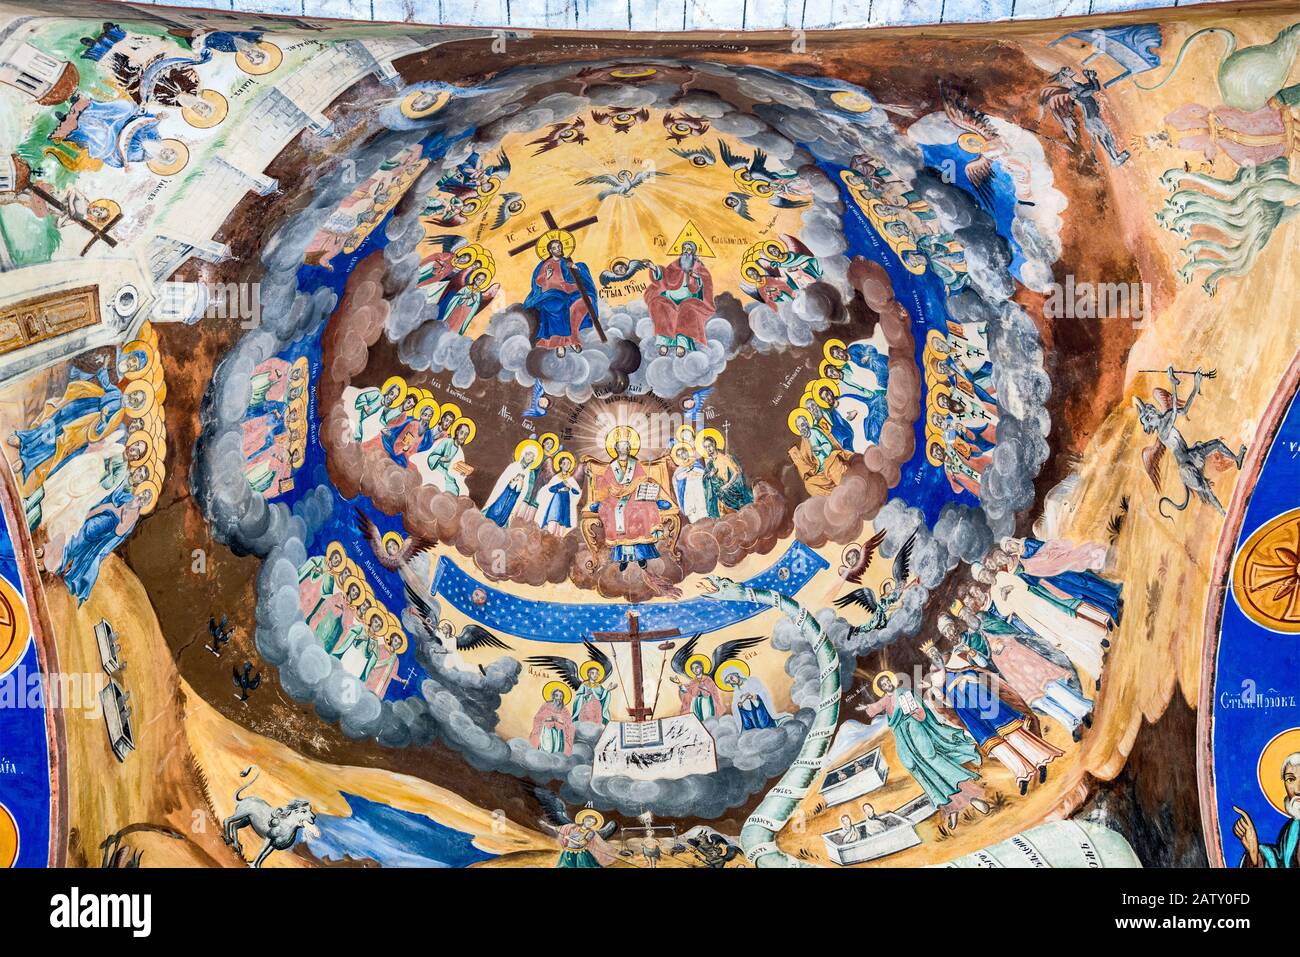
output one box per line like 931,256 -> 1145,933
221,766 -> 317,868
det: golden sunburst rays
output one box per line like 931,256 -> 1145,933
420,107 -> 807,335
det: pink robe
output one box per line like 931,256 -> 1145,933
1163,102 -> 1293,166
529,701 -> 575,754
1017,538 -> 1108,578
645,260 -> 714,346
679,675 -> 725,718
594,457 -> 663,547
988,637 -> 1073,704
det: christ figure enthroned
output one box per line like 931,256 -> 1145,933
581,426 -> 677,570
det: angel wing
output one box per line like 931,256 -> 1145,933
670,145 -> 716,166
725,192 -> 754,221
670,634 -> 702,676
1141,441 -> 1165,492
770,194 -> 812,209
1038,85 -> 1079,143
581,640 -> 613,679
630,168 -> 671,188
533,786 -> 574,830
939,80 -> 999,143
891,531 -> 917,586
423,233 -> 468,252
456,623 -> 511,652
525,653 -> 580,688
483,149 -> 510,179
718,139 -> 749,170
402,581 -> 439,636
834,587 -> 879,613
963,154 -> 996,210
845,529 -> 887,584
709,635 -> 766,672
354,506 -> 433,570
576,173 -> 625,188
489,193 -> 523,229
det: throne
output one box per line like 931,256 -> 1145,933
578,454 -> 682,566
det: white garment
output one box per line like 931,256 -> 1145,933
992,570 -> 1105,678
673,463 -> 709,522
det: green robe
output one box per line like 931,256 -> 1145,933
425,436 -> 463,494
883,691 -> 981,809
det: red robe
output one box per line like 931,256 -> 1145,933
594,457 -> 663,547
645,260 -> 714,347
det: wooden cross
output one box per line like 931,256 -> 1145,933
508,208 -> 607,342
591,611 -> 679,722
26,183 -> 121,256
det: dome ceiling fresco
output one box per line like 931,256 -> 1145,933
0,0 -> 1296,879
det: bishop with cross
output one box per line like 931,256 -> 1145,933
514,210 -> 604,356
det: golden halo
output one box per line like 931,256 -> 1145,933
122,379 -> 157,419
182,89 -> 228,129
381,376 -> 408,408
604,425 -> 641,460
534,228 -> 576,260
788,408 -> 814,435
538,431 -> 560,453
714,657 -> 750,685
741,262 -> 766,284
684,653 -> 712,676
831,90 -> 874,113
120,339 -> 156,378
810,377 -> 840,407
553,450 -> 575,473
957,131 -> 988,155
514,438 -> 544,469
381,531 -> 403,554
925,436 -> 947,467
671,443 -> 693,463
449,416 -> 476,445
579,659 -> 606,683
124,429 -> 155,463
929,383 -> 954,414
574,808 -> 605,829
325,541 -> 347,569
676,424 -> 696,445
235,40 -> 282,75
0,800 -> 16,868
1257,727 -> 1300,814
132,478 -> 160,514
823,338 -> 847,360
872,671 -> 899,696
385,628 -> 409,655
412,397 -> 439,421
818,359 -> 842,380
694,427 -> 724,458
611,67 -> 656,78
147,139 -> 189,177
345,580 -> 370,608
400,88 -> 450,119
542,680 -> 573,704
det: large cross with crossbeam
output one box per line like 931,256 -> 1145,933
508,208 -> 607,342
591,611 -> 679,722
